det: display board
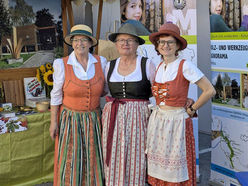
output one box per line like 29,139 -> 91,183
210,0 -> 248,184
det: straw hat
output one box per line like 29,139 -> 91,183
64,24 -> 98,46
108,23 -> 145,45
149,23 -> 187,50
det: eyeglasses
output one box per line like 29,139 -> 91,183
116,39 -> 138,45
71,38 -> 89,44
157,40 -> 176,46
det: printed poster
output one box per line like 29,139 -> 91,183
210,1 -> 248,185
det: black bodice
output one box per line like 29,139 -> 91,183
107,57 -> 151,100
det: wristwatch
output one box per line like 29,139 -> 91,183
189,105 -> 196,113
188,105 -> 197,117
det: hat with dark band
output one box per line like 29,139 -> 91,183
64,24 -> 98,46
108,23 -> 145,45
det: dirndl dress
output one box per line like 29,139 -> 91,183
53,55 -> 105,186
102,57 -> 152,186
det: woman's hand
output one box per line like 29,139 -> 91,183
50,105 -> 60,140
188,76 -> 216,117
185,98 -> 197,118
184,98 -> 194,109
186,107 -> 197,118
49,121 -> 58,140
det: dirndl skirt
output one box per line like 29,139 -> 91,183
53,106 -> 104,186
102,100 -> 150,186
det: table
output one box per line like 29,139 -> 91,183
0,112 -> 54,186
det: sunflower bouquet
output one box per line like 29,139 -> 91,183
36,62 -> 54,98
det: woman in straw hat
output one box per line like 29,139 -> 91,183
146,23 -> 215,185
101,23 -> 155,186
49,24 -> 107,186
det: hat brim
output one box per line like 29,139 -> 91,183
149,30 -> 187,50
64,32 -> 98,47
108,32 -> 145,45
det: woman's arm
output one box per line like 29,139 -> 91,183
103,61 -> 110,96
49,59 -> 65,140
100,56 -> 109,96
187,76 -> 216,117
49,105 -> 59,140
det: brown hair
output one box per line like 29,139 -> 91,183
154,34 -> 182,56
120,0 -> 144,23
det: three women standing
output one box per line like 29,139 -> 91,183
50,24 -> 106,186
49,21 -> 215,186
146,23 -> 216,185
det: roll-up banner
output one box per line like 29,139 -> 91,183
210,0 -> 248,185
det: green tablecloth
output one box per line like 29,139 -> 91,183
0,112 -> 54,186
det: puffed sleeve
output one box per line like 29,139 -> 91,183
103,61 -> 110,94
99,56 -> 109,94
146,58 -> 156,84
50,58 -> 65,105
100,56 -> 107,74
183,60 -> 204,84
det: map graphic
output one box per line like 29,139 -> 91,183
212,115 -> 248,171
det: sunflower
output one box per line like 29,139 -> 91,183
46,63 -> 52,70
43,70 -> 53,86
39,65 -> 46,74
36,69 -> 41,82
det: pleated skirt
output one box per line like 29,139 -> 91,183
53,106 -> 104,186
102,100 -> 150,186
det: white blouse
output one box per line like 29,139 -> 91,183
105,55 -> 156,84
50,51 -> 107,106
155,57 -> 204,84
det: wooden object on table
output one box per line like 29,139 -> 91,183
2,80 -> 25,106
0,67 -> 37,104
0,67 -> 37,81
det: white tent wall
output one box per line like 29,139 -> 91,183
91,0 -> 120,40
72,0 -> 93,29
72,0 -> 120,40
